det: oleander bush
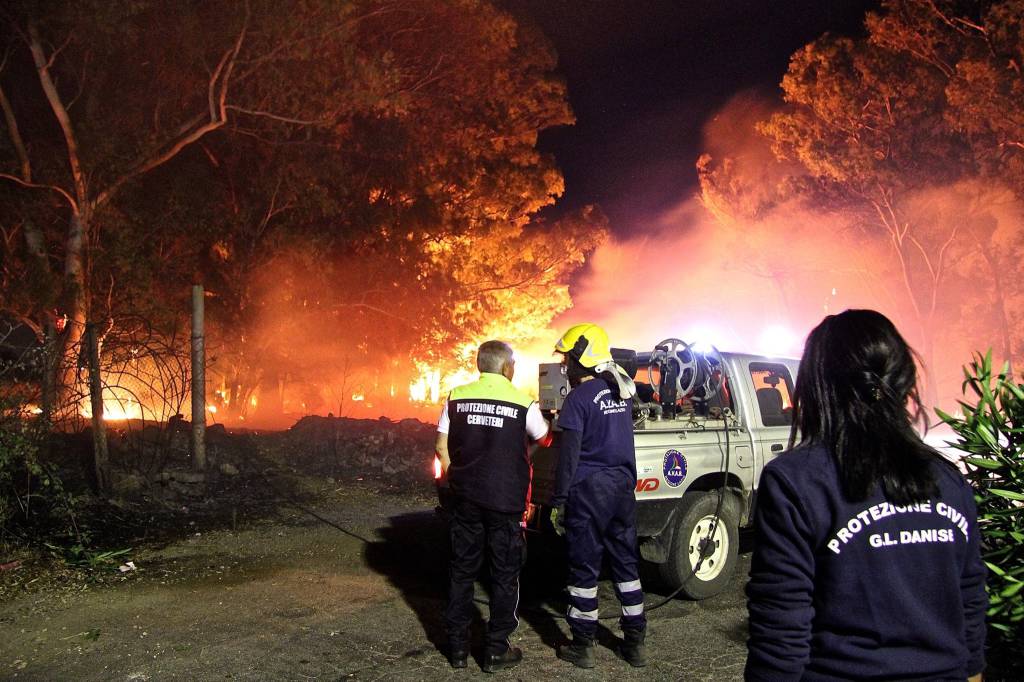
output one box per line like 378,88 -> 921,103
937,352 -> 1024,645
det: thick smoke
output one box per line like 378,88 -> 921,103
558,91 -> 1024,410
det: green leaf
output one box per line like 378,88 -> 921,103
991,489 -> 1024,502
986,561 -> 1007,576
974,423 -> 999,451
963,456 -> 1002,470
1005,382 -> 1024,402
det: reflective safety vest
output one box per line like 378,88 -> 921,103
446,373 -> 534,514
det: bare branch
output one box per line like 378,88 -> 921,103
923,0 -> 983,37
66,48 -> 91,111
225,105 -> 326,126
208,44 -> 235,122
906,232 -> 937,280
28,23 -> 88,206
94,14 -> 250,209
216,6 -> 249,121
0,173 -> 78,211
253,176 -> 293,245
94,121 -> 225,208
43,32 -> 73,71
0,84 -> 31,181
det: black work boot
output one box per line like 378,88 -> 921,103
619,628 -> 648,667
557,636 -> 596,669
447,632 -> 469,669
447,646 -> 468,669
481,646 -> 522,673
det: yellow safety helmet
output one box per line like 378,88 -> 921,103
555,323 -> 636,399
554,323 -> 613,369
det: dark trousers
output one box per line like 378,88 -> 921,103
444,496 -> 525,655
565,467 -> 646,639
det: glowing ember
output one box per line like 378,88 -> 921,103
207,404 -> 218,414
352,393 -> 365,402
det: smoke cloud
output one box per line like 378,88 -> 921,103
557,91 -> 1024,410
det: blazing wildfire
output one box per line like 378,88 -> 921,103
0,0 -> 606,426
1,1 -> 1023,678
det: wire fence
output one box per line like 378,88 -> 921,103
1,315 -> 195,481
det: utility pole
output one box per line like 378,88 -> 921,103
191,285 -> 206,472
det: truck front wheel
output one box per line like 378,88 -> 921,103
658,491 -> 739,599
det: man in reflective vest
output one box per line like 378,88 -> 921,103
550,323 -> 647,669
436,340 -> 551,673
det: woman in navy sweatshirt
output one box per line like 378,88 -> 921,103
745,309 -> 987,681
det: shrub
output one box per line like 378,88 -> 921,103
0,397 -> 46,541
937,351 -> 1024,643
0,396 -> 83,555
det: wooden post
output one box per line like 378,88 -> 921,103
191,285 -> 207,472
86,322 -> 109,492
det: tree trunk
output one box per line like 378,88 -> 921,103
86,322 -> 109,493
981,249 -> 1014,368
39,316 -> 57,422
56,211 -> 88,419
191,285 -> 207,472
917,322 -> 940,411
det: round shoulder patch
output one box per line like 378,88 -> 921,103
663,449 -> 687,488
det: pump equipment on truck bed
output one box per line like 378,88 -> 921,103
534,337 -> 799,599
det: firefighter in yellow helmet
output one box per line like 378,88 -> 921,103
551,324 -> 647,669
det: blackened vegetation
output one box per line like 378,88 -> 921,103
1,415 -> 437,573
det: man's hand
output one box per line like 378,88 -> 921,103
435,432 -> 450,474
550,506 -> 566,536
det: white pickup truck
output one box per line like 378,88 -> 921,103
529,338 -> 800,599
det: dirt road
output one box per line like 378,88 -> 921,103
1,484 -> 750,681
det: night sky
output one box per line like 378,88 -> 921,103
506,0 -> 880,234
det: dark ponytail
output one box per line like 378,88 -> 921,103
789,309 -> 941,505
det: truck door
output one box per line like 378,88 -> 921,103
744,361 -> 796,491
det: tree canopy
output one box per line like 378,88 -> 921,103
750,0 -> 1024,384
0,0 -> 605,420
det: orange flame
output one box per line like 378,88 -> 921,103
79,390 -> 144,421
409,340 -> 551,405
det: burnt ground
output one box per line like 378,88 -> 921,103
0,418 -> 1017,681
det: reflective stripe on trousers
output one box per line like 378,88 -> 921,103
563,468 -> 647,637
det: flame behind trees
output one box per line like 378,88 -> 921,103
0,0 -> 604,424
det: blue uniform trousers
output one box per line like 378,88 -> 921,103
564,467 -> 646,638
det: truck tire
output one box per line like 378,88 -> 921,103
658,491 -> 739,600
